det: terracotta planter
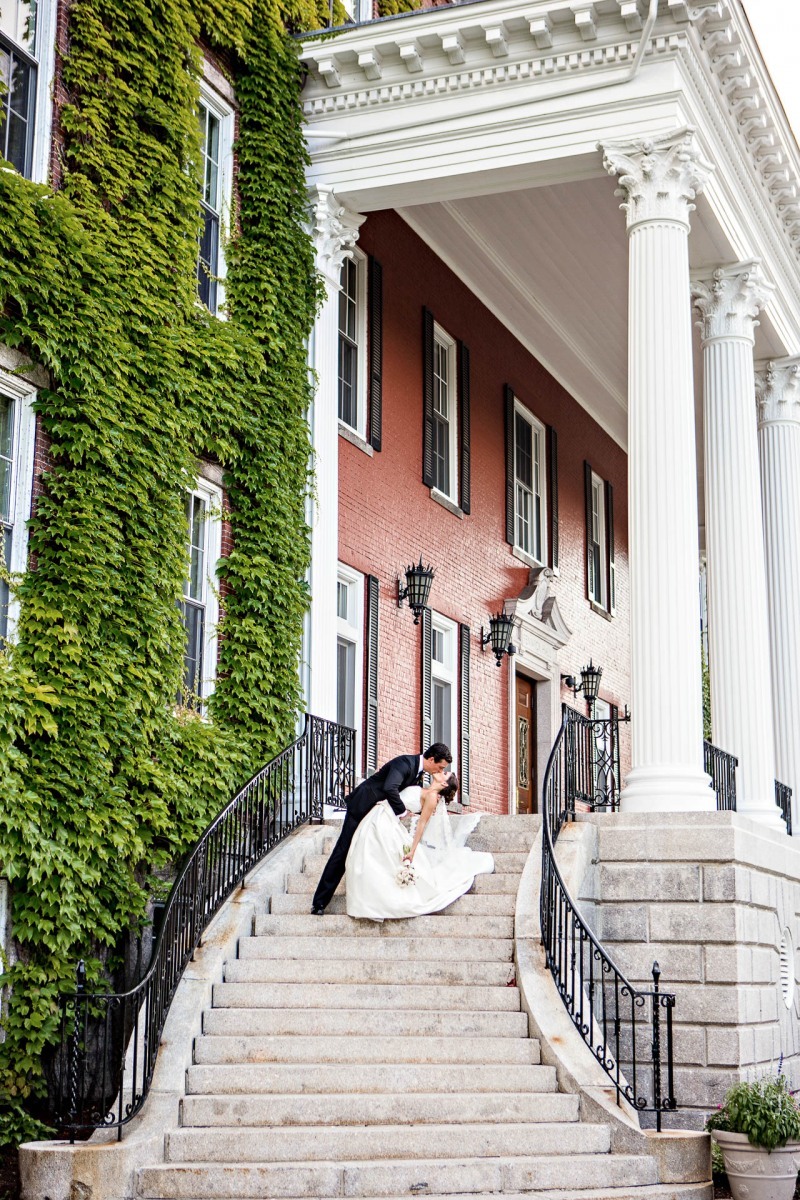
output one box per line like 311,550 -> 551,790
713,1129 -> 800,1200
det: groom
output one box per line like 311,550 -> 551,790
311,742 -> 453,913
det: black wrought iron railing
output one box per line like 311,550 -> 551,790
541,707 -> 676,1129
703,740 -> 738,812
563,705 -> 624,813
55,714 -> 354,1140
777,780 -> 793,836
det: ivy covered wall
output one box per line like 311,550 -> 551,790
0,0 -> 348,1147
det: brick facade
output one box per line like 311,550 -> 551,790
340,210 -> 630,813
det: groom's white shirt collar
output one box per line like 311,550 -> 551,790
418,754 -> 424,776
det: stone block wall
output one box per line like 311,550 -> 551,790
576,811 -> 800,1129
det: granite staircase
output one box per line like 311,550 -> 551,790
137,815 -> 707,1200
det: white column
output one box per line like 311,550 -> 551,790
756,358 -> 800,830
305,186 -> 364,721
692,265 -> 783,829
602,128 -> 715,812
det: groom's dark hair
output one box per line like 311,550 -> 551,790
424,742 -> 452,765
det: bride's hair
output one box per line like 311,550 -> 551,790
439,773 -> 459,804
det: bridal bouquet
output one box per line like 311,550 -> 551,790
396,845 -> 416,887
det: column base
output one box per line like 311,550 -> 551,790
621,765 -> 716,813
735,801 -> 787,832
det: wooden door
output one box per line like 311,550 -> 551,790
516,676 -> 536,814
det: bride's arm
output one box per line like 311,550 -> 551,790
403,790 -> 439,861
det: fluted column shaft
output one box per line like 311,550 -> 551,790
692,264 -> 781,828
603,128 -> 714,811
757,359 -> 800,831
306,187 -> 364,721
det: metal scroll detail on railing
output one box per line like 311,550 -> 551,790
776,780 -> 793,836
563,706 -> 624,813
541,707 -> 677,1130
55,714 -> 355,1140
703,740 -> 738,812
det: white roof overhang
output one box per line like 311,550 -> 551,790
300,0 -> 800,450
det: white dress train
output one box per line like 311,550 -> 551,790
345,786 -> 494,920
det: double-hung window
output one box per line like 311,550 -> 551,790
0,0 -> 41,178
336,564 -> 364,764
431,326 -> 458,502
514,400 -> 546,564
430,613 -> 457,753
0,369 -> 36,643
197,85 -> 233,316
584,462 -> 615,615
338,251 -> 368,436
180,480 -> 221,707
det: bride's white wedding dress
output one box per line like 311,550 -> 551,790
345,786 -> 494,920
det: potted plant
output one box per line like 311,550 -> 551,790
706,1075 -> 800,1200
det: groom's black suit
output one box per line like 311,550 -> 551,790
312,753 -> 423,911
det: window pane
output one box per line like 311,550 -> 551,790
516,482 -> 530,555
184,494 -> 206,602
0,2 -> 37,50
515,413 -> 532,490
181,599 -> 205,701
432,680 -> 451,747
433,341 -> 449,418
0,45 -> 32,175
0,524 -> 11,642
197,205 -> 219,313
337,580 -> 349,621
338,336 -> 357,427
432,628 -> 444,664
432,413 -> 449,495
337,637 -> 355,728
0,394 -> 14,523
200,106 -> 220,211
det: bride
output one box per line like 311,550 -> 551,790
345,772 -> 494,920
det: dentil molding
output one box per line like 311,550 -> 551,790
308,185 -> 365,288
691,261 -> 774,343
756,357 -> 800,426
600,126 -> 712,230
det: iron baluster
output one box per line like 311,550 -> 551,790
651,961 -> 662,1133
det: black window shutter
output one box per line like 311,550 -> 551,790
584,460 -> 593,599
458,341 -> 471,515
605,480 -> 615,615
547,425 -> 558,571
422,309 -> 435,488
421,607 -> 432,751
459,624 -> 471,806
368,257 -> 383,452
365,574 -> 380,775
504,384 -> 515,545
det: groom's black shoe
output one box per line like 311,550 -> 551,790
311,905 -> 325,915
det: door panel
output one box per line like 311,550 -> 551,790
515,676 -> 536,814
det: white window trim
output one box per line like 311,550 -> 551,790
336,562 -> 364,768
0,365 -> 37,641
589,470 -> 607,609
337,247 -> 369,440
198,78 -> 234,318
0,0 -> 56,184
513,396 -> 547,566
430,610 -> 458,763
431,322 -> 458,506
184,478 -> 222,706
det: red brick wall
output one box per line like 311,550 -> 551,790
339,210 -> 630,813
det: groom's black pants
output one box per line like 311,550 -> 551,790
312,809 -> 362,910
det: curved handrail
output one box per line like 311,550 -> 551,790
55,713 -> 354,1139
540,707 -> 677,1130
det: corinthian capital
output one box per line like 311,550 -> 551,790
600,127 -> 713,231
691,262 -> 774,344
309,185 -> 365,289
755,357 -> 800,426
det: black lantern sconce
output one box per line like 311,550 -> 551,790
480,611 -> 517,667
562,660 -> 603,714
397,558 -> 435,625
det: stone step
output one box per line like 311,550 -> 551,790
253,914 -> 515,940
201,1008 -> 529,1039
211,982 -> 521,1012
139,1150 -> 649,1198
185,1063 -> 555,1095
138,1188 -> 707,1200
318,820 -> 537,856
285,872 -> 521,895
269,892 -> 516,916
193,1034 -> 540,1066
180,1091 -> 580,1128
223,958 -> 516,986
165,1122 -> 611,1164
303,851 -> 529,875
238,935 -> 514,963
